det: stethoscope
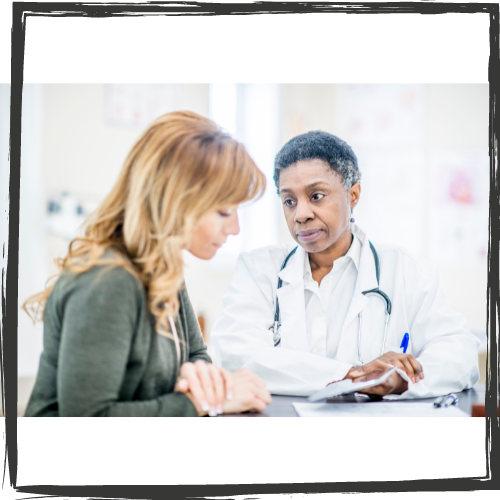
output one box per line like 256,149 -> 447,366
271,240 -> 392,366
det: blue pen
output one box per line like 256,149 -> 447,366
442,394 -> 458,407
434,393 -> 458,408
400,332 -> 409,353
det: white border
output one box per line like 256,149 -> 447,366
2,1 -> 494,497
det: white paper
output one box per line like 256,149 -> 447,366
293,402 -> 469,417
308,366 -> 397,401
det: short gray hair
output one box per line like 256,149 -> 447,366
274,130 -> 361,193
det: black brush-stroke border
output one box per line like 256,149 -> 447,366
3,1 -> 498,499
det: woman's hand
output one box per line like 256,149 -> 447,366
174,360 -> 233,416
222,368 -> 272,414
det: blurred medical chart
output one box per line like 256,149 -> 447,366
430,150 -> 489,267
335,84 -> 426,147
2,84 -> 490,412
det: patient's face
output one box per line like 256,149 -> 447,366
187,205 -> 240,260
279,159 -> 355,254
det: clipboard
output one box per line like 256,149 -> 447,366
308,365 -> 398,402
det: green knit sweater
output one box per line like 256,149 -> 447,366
25,264 -> 211,417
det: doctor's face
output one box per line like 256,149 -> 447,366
187,205 -> 240,260
279,159 -> 360,254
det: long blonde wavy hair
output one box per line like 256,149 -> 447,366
24,110 -> 266,334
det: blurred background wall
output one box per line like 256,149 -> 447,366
5,84 -> 489,413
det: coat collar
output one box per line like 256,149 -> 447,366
339,224 -> 381,336
275,224 -> 381,353
351,224 -> 379,294
277,243 -> 305,285
277,224 -> 376,289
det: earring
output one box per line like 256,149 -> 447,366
350,211 -> 355,223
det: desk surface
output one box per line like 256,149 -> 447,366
222,384 -> 487,417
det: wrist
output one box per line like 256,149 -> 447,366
222,399 -> 238,414
184,391 -> 207,417
391,375 -> 409,395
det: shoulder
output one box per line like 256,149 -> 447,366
227,243 -> 297,293
237,242 -> 297,273
52,263 -> 145,313
374,242 -> 439,282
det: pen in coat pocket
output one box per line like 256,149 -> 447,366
400,332 -> 409,353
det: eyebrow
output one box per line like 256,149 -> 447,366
280,181 -> 330,194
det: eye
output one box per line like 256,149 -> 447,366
283,199 -> 295,207
311,193 -> 325,201
218,210 -> 232,217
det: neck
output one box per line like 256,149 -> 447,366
308,228 -> 353,273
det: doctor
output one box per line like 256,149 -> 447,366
211,130 -> 480,398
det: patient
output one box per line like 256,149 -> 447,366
24,111 -> 271,416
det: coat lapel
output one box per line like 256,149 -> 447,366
336,226 -> 380,358
276,245 -> 310,352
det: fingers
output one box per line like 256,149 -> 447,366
406,355 -> 424,381
223,368 -> 272,414
206,362 -> 226,415
179,362 -> 255,416
178,362 -> 211,414
389,354 -> 423,384
343,364 -> 369,380
175,378 -> 189,393
357,372 -> 407,396
193,360 -> 219,416
397,356 -> 415,382
250,395 -> 269,413
375,352 -> 424,384
220,367 -> 234,400
253,382 -> 272,405
346,360 -> 392,380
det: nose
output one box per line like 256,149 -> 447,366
294,200 -> 314,224
227,211 -> 240,236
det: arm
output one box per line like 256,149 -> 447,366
211,250 -> 352,396
179,288 -> 212,364
398,258 -> 480,399
57,268 -> 198,417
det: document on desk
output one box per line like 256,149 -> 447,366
292,402 -> 469,417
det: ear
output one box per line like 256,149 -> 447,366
349,183 -> 361,210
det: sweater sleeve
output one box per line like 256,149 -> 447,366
57,267 -> 198,417
179,288 -> 212,364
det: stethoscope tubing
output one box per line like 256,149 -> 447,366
272,239 -> 392,357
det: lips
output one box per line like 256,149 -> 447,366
297,229 -> 323,242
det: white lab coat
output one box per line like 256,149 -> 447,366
211,225 -> 480,398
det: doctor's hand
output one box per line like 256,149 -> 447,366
222,368 -> 272,414
350,364 -> 408,397
345,352 -> 423,385
343,360 -> 410,396
175,360 -> 233,417
373,351 -> 424,384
